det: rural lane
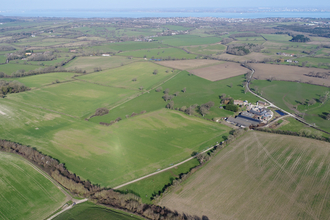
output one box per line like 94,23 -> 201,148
47,198 -> 88,220
113,145 -> 217,189
246,68 -> 315,127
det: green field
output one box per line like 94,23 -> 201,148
3,72 -> 77,88
6,80 -> 138,118
54,202 -> 143,220
0,152 -> 66,220
262,34 -> 292,41
119,158 -> 200,203
158,131 -> 330,219
78,62 -> 175,90
0,99 -> 230,187
64,56 -> 139,73
252,80 -> 330,132
185,44 -> 226,55
153,35 -> 222,47
0,63 -> 43,75
90,72 -> 259,123
90,41 -> 167,52
119,47 -> 197,60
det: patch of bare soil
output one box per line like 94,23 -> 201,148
250,63 -> 330,87
155,59 -> 221,70
188,62 -> 247,81
216,52 -> 270,62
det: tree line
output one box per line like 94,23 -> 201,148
0,139 -> 208,220
0,80 -> 29,97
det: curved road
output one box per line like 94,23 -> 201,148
246,67 -> 315,127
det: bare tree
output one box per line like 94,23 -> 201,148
153,69 -> 158,75
308,99 -> 316,106
164,88 -> 170,94
132,78 -> 137,81
155,87 -> 162,92
200,106 -> 208,117
166,101 -> 174,109
182,87 -> 186,93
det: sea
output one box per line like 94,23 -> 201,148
1,10 -> 330,19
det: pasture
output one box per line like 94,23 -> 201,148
0,101 -> 230,187
0,63 -> 43,75
158,131 -> 330,220
6,80 -> 138,118
156,59 -> 222,70
54,202 -> 143,220
250,63 -> 330,87
89,41 -> 167,52
77,62 -> 175,91
64,56 -> 139,73
0,152 -> 66,220
153,35 -> 222,47
118,47 -> 196,60
251,80 -> 330,132
184,44 -> 226,56
3,72 -> 77,89
90,72 -> 259,123
189,62 -> 248,81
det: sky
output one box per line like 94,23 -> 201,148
2,0 -> 330,10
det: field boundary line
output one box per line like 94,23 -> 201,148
113,144 -> 215,190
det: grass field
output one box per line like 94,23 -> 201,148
119,158 -> 200,203
184,44 -> 226,56
90,72 -> 259,124
0,63 -> 43,75
251,80 -> 330,132
6,80 -> 138,118
156,59 -> 222,70
89,41 -> 167,52
65,56 -> 139,73
262,34 -> 292,41
0,152 -> 66,220
0,100 -> 230,187
118,47 -> 197,60
77,62 -> 175,91
154,35 -> 222,47
3,72 -> 77,89
158,131 -> 330,220
54,202 -> 143,220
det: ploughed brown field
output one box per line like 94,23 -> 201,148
188,62 -> 247,81
155,59 -> 221,70
250,63 -> 330,87
158,131 -> 330,220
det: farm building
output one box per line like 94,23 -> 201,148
257,101 -> 268,107
234,100 -> 244,106
226,111 -> 262,128
102,54 -> 111,56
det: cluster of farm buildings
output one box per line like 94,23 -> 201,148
226,100 -> 273,128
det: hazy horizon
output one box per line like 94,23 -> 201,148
2,0 -> 330,10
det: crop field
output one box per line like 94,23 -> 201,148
155,59 -> 222,70
0,63 -> 43,75
250,63 -> 330,87
189,62 -> 248,81
90,72 -> 259,123
118,47 -> 197,60
77,62 -> 174,91
6,80 -> 138,118
158,131 -> 330,220
0,152 -> 66,220
0,99 -> 230,187
119,158 -> 200,203
89,41 -> 167,52
154,35 -> 222,47
251,80 -> 330,132
65,56 -> 139,73
216,52 -> 270,62
3,72 -> 77,89
54,202 -> 143,220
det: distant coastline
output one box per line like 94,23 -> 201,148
1,10 -> 330,18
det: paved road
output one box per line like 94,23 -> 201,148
47,198 -> 88,220
113,145 -> 217,189
246,67 -> 315,127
